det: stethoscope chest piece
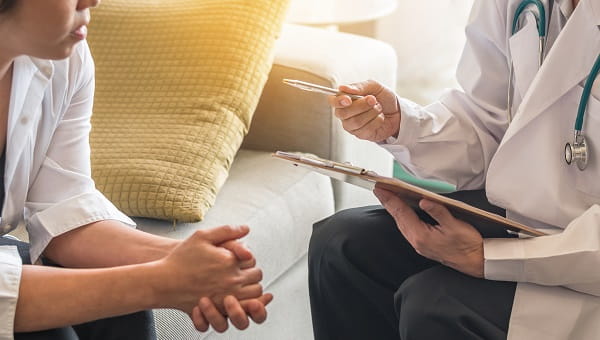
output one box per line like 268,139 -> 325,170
565,133 -> 588,171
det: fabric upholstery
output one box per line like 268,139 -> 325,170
87,0 -> 289,222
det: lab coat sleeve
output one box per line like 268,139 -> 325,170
0,246 -> 21,340
485,205 -> 600,296
380,0 -> 510,190
24,42 -> 135,264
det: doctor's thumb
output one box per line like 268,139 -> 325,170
340,80 -> 381,96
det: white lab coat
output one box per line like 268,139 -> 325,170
381,0 -> 600,338
0,42 -> 133,338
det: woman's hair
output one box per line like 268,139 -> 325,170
0,0 -> 16,13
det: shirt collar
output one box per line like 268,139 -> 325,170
558,0 -> 574,19
558,0 -> 600,25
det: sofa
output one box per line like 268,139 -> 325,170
9,23 -> 396,339
140,24 -> 397,339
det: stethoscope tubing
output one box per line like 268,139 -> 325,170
512,0 -> 546,36
508,0 -> 546,123
509,0 -> 599,171
576,54 -> 600,132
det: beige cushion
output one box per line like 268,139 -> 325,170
87,0 -> 289,222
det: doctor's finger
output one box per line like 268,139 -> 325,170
339,80 -> 383,96
329,94 -> 355,109
342,104 -> 383,132
419,199 -> 457,227
373,187 -> 423,235
351,113 -> 387,140
334,95 -> 379,120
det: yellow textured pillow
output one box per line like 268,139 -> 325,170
87,0 -> 289,222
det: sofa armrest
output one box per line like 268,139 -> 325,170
242,24 -> 397,210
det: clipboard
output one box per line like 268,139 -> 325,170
273,151 -> 546,237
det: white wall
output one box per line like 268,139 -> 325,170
376,0 -> 474,104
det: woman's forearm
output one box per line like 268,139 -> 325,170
44,220 -> 179,268
14,261 -> 161,332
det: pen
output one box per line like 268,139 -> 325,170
282,79 -> 364,100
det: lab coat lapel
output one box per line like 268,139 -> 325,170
502,0 -> 600,143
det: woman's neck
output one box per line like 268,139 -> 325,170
0,58 -> 13,84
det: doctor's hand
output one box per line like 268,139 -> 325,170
373,187 -> 485,278
329,80 -> 401,143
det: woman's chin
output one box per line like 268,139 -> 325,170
39,43 -> 80,61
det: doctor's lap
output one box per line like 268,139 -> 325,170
308,191 -> 517,340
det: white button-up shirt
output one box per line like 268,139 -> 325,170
0,41 -> 134,338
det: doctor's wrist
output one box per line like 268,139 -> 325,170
444,243 -> 485,279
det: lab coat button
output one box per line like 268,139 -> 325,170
20,117 -> 28,125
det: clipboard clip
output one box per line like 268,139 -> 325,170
275,151 -> 370,175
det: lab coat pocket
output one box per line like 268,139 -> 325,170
573,85 -> 600,199
508,13 -> 540,101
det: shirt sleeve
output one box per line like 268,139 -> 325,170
484,205 -> 600,297
0,246 -> 22,340
24,42 -> 135,264
378,0 -> 510,190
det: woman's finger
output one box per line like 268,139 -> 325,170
224,295 -> 250,330
191,305 -> 209,332
240,267 -> 263,286
199,297 -> 229,333
220,239 -> 253,262
234,283 -> 263,300
240,293 -> 274,324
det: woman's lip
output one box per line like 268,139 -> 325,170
70,25 -> 88,40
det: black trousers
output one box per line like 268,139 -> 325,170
0,237 -> 156,340
308,190 -> 517,340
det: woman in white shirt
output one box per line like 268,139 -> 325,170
0,0 -> 272,338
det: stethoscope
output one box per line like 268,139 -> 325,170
509,0 -> 600,171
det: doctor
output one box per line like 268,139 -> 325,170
309,0 -> 600,339
0,0 -> 272,338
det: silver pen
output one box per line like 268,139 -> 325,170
282,79 -> 363,100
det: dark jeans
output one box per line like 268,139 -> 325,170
0,236 -> 157,340
308,190 -> 517,340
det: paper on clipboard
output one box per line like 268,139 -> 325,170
273,151 -> 546,237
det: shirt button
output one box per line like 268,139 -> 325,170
20,117 -> 28,125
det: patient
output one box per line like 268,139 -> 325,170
0,0 -> 271,338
